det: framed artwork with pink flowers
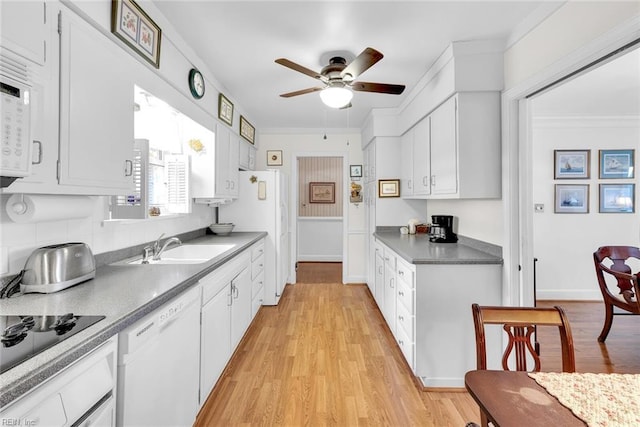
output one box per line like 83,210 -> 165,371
111,0 -> 162,68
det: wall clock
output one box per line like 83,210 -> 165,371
188,68 -> 205,99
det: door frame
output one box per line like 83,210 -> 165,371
502,19 -> 640,307
289,150 -> 349,284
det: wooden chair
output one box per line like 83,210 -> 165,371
471,303 -> 576,373
593,246 -> 640,342
470,304 -> 576,427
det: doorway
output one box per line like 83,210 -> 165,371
290,152 -> 349,284
529,47 -> 640,302
503,33 -> 640,307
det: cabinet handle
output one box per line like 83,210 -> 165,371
32,141 -> 42,165
398,339 -> 404,346
431,175 -> 436,186
399,315 -> 404,321
384,256 -> 390,261
398,270 -> 404,276
390,278 -> 394,288
124,160 -> 133,176
422,176 -> 428,186
399,291 -> 404,296
408,179 -> 412,189
378,266 -> 383,274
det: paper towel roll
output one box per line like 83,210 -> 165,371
6,194 -> 94,223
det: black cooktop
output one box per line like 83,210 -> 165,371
0,314 -> 105,374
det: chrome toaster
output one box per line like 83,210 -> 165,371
21,243 -> 96,294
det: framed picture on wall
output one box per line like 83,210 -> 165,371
599,149 -> 634,179
554,184 -> 589,213
350,165 -> 362,178
378,179 -> 400,198
111,0 -> 162,68
599,183 -> 635,213
554,150 -> 590,179
309,182 -> 335,203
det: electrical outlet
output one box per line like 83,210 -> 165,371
534,204 -> 544,213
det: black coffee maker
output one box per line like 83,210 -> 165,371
429,215 -> 458,243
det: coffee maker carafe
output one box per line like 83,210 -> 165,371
429,215 -> 458,243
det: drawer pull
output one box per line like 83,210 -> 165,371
399,315 -> 404,321
398,291 -> 404,296
398,270 -> 404,276
398,339 -> 404,345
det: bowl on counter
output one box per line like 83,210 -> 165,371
209,223 -> 235,236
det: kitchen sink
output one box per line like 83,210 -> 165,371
118,244 -> 236,265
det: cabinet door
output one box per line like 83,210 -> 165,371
0,1 -> 46,65
383,252 -> 397,335
412,117 -> 431,196
58,9 -> 134,192
430,96 -> 458,195
228,132 -> 239,197
374,246 -> 384,307
400,129 -> 413,197
230,267 -> 251,349
200,285 -> 231,403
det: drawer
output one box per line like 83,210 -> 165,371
251,240 -> 265,261
396,300 -> 415,342
396,258 -> 414,289
251,270 -> 265,299
251,255 -> 264,280
396,278 -> 414,314
395,319 -> 414,370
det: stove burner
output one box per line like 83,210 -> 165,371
0,314 -> 105,374
2,316 -> 35,341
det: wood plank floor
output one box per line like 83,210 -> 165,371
195,262 -> 640,426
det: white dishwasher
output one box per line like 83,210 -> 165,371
116,284 -> 201,427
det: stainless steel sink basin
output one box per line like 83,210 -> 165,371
118,244 -> 236,265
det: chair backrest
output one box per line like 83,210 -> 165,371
593,246 -> 640,310
472,303 -> 575,373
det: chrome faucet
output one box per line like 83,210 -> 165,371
152,235 -> 182,260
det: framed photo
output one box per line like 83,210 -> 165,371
111,0 -> 162,68
378,179 -> 400,198
599,149 -> 635,179
218,93 -> 234,126
266,150 -> 282,166
350,165 -> 362,178
309,182 -> 335,204
554,150 -> 590,179
239,116 -> 255,145
554,184 -> 589,213
599,183 -> 635,213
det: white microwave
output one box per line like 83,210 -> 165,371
1,74 -> 32,179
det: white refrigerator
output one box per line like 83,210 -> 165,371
219,170 -> 289,305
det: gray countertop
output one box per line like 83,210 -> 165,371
0,232 -> 266,409
374,232 -> 503,265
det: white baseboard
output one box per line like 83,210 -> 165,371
344,275 -> 367,284
536,289 -> 603,301
297,255 -> 342,262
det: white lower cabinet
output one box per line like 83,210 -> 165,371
0,338 -> 118,427
199,240 -> 263,407
376,238 -> 502,388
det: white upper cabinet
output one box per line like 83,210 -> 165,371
191,122 -> 239,200
58,8 -> 135,193
400,128 -> 413,197
412,117 -> 431,197
0,1 -> 46,65
429,96 -> 458,196
429,92 -> 501,199
238,137 -> 255,171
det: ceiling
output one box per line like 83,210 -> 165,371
153,1 -> 564,131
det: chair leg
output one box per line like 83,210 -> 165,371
480,411 -> 489,427
598,302 -> 614,342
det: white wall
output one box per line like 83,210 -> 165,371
258,130 -> 366,283
532,117 -> 640,300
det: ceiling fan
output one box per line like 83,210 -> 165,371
275,47 -> 405,109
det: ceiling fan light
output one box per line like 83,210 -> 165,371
320,86 -> 353,109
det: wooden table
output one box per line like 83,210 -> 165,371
465,370 -> 586,427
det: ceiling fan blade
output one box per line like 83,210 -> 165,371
340,47 -> 384,81
279,87 -> 324,98
339,102 -> 353,110
351,81 -> 405,95
275,58 -> 327,82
